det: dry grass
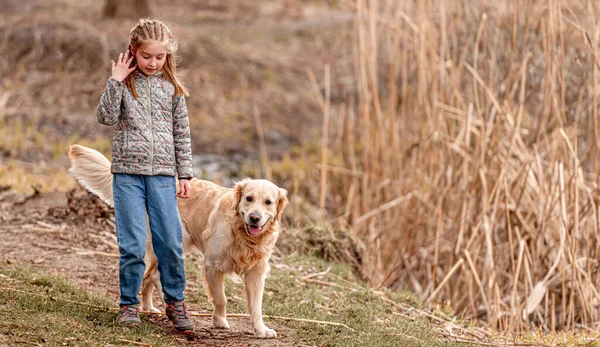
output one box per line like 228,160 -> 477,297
0,113 -> 111,192
302,0 -> 600,333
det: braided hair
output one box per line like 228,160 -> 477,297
126,18 -> 189,99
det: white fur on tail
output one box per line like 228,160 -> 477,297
68,144 -> 114,207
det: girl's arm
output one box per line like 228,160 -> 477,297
97,51 -> 136,126
96,77 -> 124,126
173,95 -> 193,179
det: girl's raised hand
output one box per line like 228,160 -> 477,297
111,51 -> 136,82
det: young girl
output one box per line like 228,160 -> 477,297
96,18 -> 194,333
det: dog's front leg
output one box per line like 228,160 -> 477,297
205,266 -> 229,329
244,262 -> 276,338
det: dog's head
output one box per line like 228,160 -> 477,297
233,178 -> 288,236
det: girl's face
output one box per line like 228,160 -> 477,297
133,41 -> 167,76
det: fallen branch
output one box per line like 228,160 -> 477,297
440,335 -> 551,347
32,242 -> 69,250
299,266 -> 331,280
383,333 -> 423,342
71,247 -> 119,258
117,339 -> 154,346
12,339 -> 41,346
36,221 -> 62,230
0,286 -> 114,311
303,278 -> 353,290
267,315 -> 356,332
186,312 -> 356,332
325,272 -> 362,288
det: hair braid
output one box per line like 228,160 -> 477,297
142,22 -> 151,40
125,18 -> 188,99
155,23 -> 162,41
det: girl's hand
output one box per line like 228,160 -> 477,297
177,179 -> 191,199
111,51 -> 136,82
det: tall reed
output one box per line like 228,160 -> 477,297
315,0 -> 600,331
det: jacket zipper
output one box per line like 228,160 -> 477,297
145,77 -> 154,174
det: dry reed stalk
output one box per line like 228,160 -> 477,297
353,192 -> 413,225
432,196 -> 443,288
307,0 -> 600,332
319,65 -> 331,210
464,250 -> 490,316
511,240 -> 525,332
426,258 -> 463,305
252,104 -> 272,181
460,261 -> 477,317
594,25 -> 600,183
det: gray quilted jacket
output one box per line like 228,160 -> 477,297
96,70 -> 193,179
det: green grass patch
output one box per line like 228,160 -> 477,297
0,264 -> 175,346
0,255 -> 487,346
186,254 -> 472,347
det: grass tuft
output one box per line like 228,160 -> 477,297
0,264 -> 174,346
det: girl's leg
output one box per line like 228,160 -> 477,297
145,175 -> 186,303
113,174 -> 147,306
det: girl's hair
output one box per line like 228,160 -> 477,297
125,18 -> 189,99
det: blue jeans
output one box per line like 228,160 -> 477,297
113,174 -> 186,306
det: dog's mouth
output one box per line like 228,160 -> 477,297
246,224 -> 262,235
243,215 -> 271,236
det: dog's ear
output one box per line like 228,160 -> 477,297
233,180 -> 247,215
275,187 -> 289,222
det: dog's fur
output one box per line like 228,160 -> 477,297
68,144 -> 288,338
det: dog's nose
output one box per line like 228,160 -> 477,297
249,213 -> 261,224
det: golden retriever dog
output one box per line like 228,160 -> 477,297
68,144 -> 288,338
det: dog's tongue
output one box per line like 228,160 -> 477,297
249,225 -> 262,235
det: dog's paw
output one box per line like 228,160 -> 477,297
141,305 -> 162,314
255,327 -> 277,338
212,316 -> 230,329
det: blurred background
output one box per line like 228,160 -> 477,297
3,0 -> 600,335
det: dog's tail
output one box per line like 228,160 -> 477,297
68,144 -> 114,207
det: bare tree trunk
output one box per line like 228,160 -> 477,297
103,0 -> 151,19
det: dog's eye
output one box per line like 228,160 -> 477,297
246,196 -> 253,202
265,200 -> 272,205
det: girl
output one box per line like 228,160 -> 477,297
96,18 -> 194,333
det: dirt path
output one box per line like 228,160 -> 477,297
0,189 -> 308,346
